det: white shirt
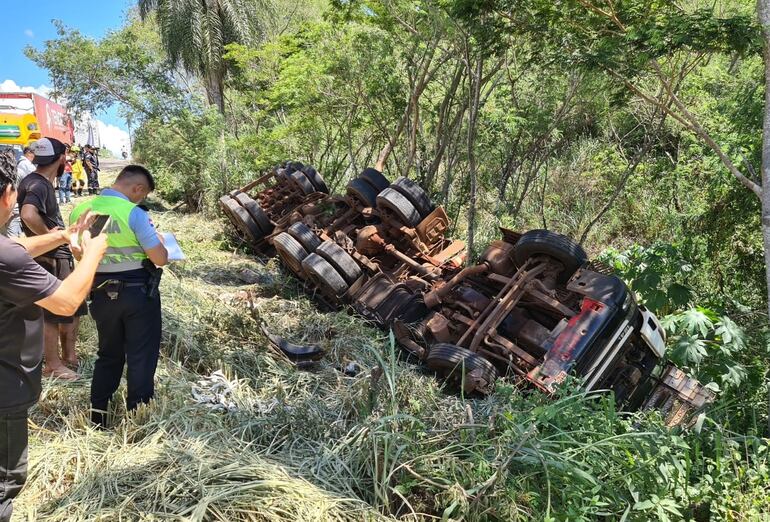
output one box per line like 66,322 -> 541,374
16,157 -> 35,180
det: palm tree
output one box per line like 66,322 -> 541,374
138,0 -> 266,114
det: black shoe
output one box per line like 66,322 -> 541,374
90,408 -> 109,429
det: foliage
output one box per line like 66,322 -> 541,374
138,0 -> 269,112
601,243 -> 694,315
25,17 -> 196,123
132,109 -> 224,208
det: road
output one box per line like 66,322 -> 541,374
98,157 -> 130,172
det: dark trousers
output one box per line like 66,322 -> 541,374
87,170 -> 100,193
89,286 -> 162,415
0,409 -> 28,522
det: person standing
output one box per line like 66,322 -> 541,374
59,150 -> 73,204
0,148 -> 107,522
18,138 -> 85,380
83,145 -> 100,195
1,147 -> 35,238
70,146 -> 86,197
69,165 -> 168,427
17,147 -> 35,178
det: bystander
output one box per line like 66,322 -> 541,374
0,147 -> 35,238
0,149 -> 107,522
19,138 -> 86,379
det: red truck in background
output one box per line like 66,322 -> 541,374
0,92 -> 75,149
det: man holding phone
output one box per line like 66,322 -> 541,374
0,149 -> 107,522
69,165 -> 168,427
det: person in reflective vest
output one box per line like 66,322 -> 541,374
69,165 -> 168,427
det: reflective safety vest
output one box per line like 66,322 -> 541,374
70,195 -> 148,272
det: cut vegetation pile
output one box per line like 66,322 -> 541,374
16,203 -> 770,521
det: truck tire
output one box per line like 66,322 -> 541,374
425,343 -> 498,393
360,167 -> 389,192
513,229 -> 588,283
289,171 -> 315,195
219,195 -> 236,220
376,187 -> 421,227
225,198 -> 264,244
301,166 -> 329,194
275,168 -> 289,182
391,177 -> 432,219
301,253 -> 349,296
234,193 -> 274,235
287,222 -> 321,253
273,232 -> 309,276
346,178 -> 379,208
315,240 -> 362,285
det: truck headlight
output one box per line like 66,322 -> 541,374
27,123 -> 38,131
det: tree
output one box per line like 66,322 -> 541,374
137,0 -> 268,114
456,1 -> 769,305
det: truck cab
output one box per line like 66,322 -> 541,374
0,111 -> 42,148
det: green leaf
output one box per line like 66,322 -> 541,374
720,363 -> 746,388
714,317 -> 746,352
666,283 -> 692,308
671,335 -> 708,366
680,309 -> 714,337
643,289 -> 668,313
633,499 -> 655,510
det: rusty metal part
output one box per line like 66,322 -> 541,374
643,365 -> 716,427
432,240 -> 467,267
393,320 -> 426,358
222,166 -> 715,426
383,244 -> 439,279
424,264 -> 488,309
460,261 -> 548,352
481,240 -> 517,277
499,227 -> 523,246
415,206 -> 450,247
485,332 -> 539,368
355,225 -> 386,256
526,286 -> 577,317
526,298 -> 611,393
426,312 -> 453,344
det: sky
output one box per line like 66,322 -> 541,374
0,0 -> 135,154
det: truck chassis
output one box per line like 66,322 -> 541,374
220,162 -> 713,427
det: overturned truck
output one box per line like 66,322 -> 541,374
220,162 -> 714,427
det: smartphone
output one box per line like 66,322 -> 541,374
88,214 -> 111,237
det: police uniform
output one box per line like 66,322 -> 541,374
70,190 -> 162,425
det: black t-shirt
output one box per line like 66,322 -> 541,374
17,172 -> 70,259
0,236 -> 61,412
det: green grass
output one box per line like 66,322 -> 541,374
15,175 -> 770,521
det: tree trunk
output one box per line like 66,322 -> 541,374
466,53 -> 483,262
757,0 -> 770,433
206,68 -> 226,115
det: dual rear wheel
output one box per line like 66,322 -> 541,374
273,223 -> 361,298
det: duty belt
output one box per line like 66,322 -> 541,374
92,279 -> 147,300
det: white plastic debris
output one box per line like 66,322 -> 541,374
191,370 -> 239,413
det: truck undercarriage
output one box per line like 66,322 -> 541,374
220,162 -> 714,427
